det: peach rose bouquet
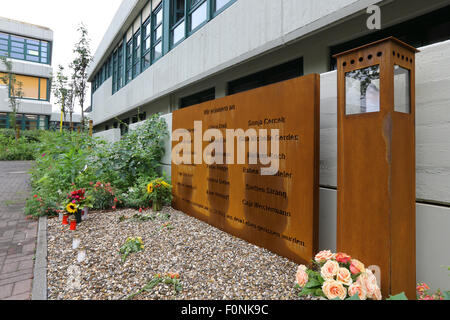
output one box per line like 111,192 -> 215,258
294,250 -> 382,300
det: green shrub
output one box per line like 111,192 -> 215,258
92,114 -> 168,193
0,129 -> 45,160
24,114 -> 170,216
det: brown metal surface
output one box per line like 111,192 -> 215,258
336,38 -> 416,299
172,74 -> 320,265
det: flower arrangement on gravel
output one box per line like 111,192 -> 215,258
128,272 -> 183,299
66,189 -> 93,210
119,237 -> 145,263
147,178 -> 172,212
295,250 -> 382,300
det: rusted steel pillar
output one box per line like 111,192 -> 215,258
334,37 -> 418,299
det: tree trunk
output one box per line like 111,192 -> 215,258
70,112 -> 73,132
80,95 -> 85,132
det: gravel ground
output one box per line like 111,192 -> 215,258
47,207 -> 308,300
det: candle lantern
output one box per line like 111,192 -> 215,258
62,214 -> 69,225
72,235 -> 81,250
69,217 -> 77,231
334,37 -> 418,299
77,246 -> 87,263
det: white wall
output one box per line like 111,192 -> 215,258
0,84 -> 52,115
320,39 -> 450,205
93,128 -> 121,143
90,0 -> 389,125
0,17 -> 53,42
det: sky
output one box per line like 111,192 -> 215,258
0,0 -> 123,113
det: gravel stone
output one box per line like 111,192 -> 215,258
47,207 -> 315,300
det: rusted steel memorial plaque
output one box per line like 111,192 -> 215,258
172,74 -> 320,264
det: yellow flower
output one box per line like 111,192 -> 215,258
66,203 -> 78,214
137,237 -> 143,243
147,183 -> 154,194
140,245 -> 144,250
162,181 -> 170,188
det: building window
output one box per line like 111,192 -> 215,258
0,113 -> 8,129
133,30 -> 141,78
0,32 -> 50,65
152,4 -> 164,62
171,0 -> 186,46
125,40 -> 133,84
189,0 -> 208,32
213,0 -> 233,14
0,113 -> 49,130
102,0 -> 237,95
227,58 -> 304,95
118,43 -> 124,89
180,87 -> 215,108
112,49 -> 118,93
3,74 -> 49,101
142,17 -> 152,70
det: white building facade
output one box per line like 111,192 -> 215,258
0,17 -> 53,130
89,0 -> 450,291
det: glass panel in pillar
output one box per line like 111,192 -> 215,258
345,65 -> 380,115
394,65 -> 411,114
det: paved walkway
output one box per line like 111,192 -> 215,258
0,161 -> 37,300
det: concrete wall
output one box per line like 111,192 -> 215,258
93,128 -> 121,143
0,17 -> 53,42
0,60 -> 52,80
320,39 -> 450,205
91,0 -> 450,127
0,84 -> 52,115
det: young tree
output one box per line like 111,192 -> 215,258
52,65 -> 69,132
71,23 -> 92,131
66,78 -> 75,131
0,56 -> 24,139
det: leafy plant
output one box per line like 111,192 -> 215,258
90,182 -> 118,210
25,194 -> 59,218
128,273 -> 182,299
119,237 -> 144,263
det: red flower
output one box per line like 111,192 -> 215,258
139,208 -> 143,213
112,206 -> 116,210
34,195 -> 38,198
335,252 -> 352,264
114,198 -> 118,203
